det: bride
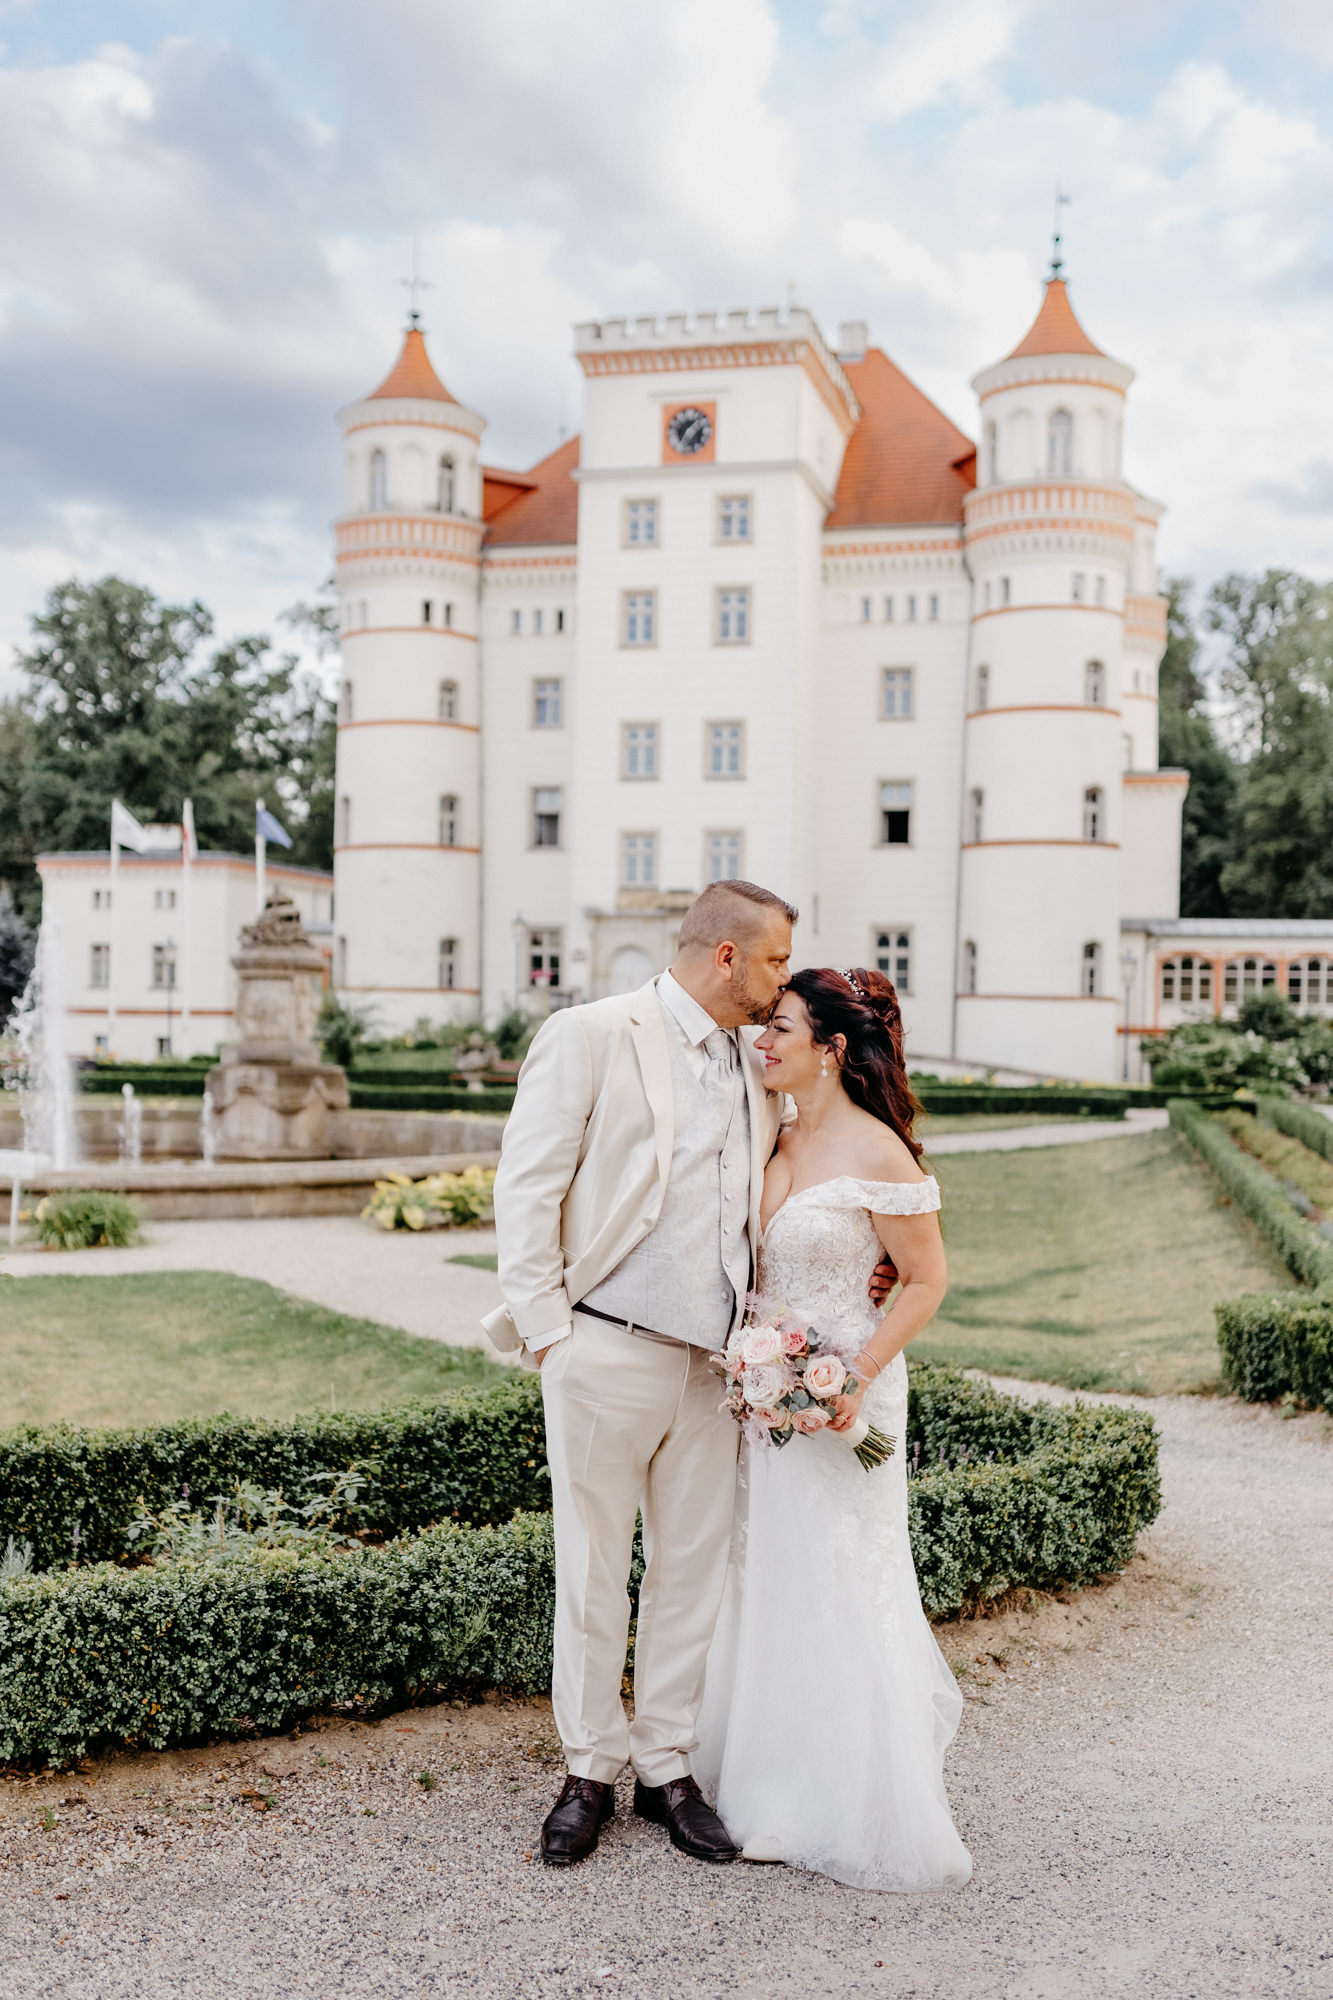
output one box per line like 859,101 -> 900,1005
695,965 -> 973,1892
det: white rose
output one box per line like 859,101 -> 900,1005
742,1324 -> 783,1366
742,1362 -> 789,1408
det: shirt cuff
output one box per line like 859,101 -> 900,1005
522,1321 -> 572,1353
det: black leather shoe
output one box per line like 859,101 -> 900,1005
539,1775 -> 615,1867
633,1775 -> 739,1862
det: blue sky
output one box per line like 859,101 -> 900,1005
1,0 -> 1331,682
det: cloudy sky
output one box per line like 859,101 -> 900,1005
2,0 -> 1332,687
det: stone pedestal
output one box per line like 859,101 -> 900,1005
205,891 -> 349,1160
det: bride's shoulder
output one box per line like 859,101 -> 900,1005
841,1104 -> 930,1186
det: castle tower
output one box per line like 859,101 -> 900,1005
332,319 -> 485,1031
956,265 -> 1173,1077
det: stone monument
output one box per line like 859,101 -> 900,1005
205,890 -> 349,1159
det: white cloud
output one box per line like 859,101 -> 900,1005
861,0 -> 1030,121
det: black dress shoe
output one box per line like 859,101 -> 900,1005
633,1775 -> 739,1862
540,1775 -> 615,1867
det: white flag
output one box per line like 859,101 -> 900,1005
182,797 -> 197,862
110,799 -> 150,853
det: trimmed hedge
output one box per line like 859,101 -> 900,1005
1214,1293 -> 1333,1410
0,1378 -> 549,1572
80,1067 -> 206,1098
348,1082 -> 517,1114
0,1514 -> 556,1765
1262,1099 -> 1333,1165
1168,1098 -> 1333,1293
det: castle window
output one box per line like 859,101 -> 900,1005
1082,786 -> 1104,841
983,580 -> 992,611
439,938 -> 458,990
1000,576 -> 1011,605
874,929 -> 911,992
437,456 -> 454,512
92,888 -> 111,911
622,722 -> 659,779
625,499 -> 658,546
718,495 -> 751,541
1047,409 -> 1073,478
511,609 -> 522,636
1223,957 -> 1276,1006
1095,575 -> 1106,605
706,721 -> 745,777
621,832 -> 657,887
1081,941 -> 1102,996
532,788 -> 562,848
984,419 -> 997,484
555,608 -> 565,633
881,668 -> 913,720
335,936 -> 347,985
715,588 -> 750,644
528,929 -> 561,989
438,680 -> 458,722
154,888 -> 176,911
1287,957 -> 1333,1013
860,598 -> 872,623
928,594 -> 940,621
906,595 -> 918,622
623,592 -> 656,646
151,944 -> 177,990
90,943 -> 110,988
422,600 -> 433,624
438,794 -> 459,847
707,831 -> 744,882
533,608 -> 544,636
442,601 -> 453,628
1161,955 -> 1213,1006
369,450 -> 387,510
879,781 -> 913,845
1085,660 -> 1106,705
1123,732 -> 1134,770
337,796 -> 351,845
532,678 -> 562,728
962,939 -> 977,994
975,664 -> 990,710
884,596 -> 894,621
340,679 -> 353,721
969,788 -> 984,843
1071,573 -> 1085,603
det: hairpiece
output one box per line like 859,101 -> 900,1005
840,967 -> 864,998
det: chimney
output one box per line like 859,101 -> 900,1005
837,321 -> 868,363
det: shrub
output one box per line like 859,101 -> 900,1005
0,1513 -> 556,1766
348,1082 -> 516,1114
1263,1099 -> 1333,1166
0,1376 -> 549,1572
79,1065 -> 208,1097
1218,1109 -> 1333,1216
1168,1099 -> 1333,1293
917,1087 -> 1130,1119
317,995 -> 378,1071
1215,1293 -> 1333,1410
362,1165 -> 496,1231
31,1191 -> 141,1251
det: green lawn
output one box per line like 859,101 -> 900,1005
0,1272 -> 506,1430
917,1128 -> 1293,1395
919,1111 -> 1110,1135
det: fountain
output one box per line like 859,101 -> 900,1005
199,1091 -> 218,1166
5,917 -> 78,1171
117,1083 -> 144,1166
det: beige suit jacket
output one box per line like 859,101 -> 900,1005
482,978 -> 784,1361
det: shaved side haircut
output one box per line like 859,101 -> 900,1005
676,879 -> 799,953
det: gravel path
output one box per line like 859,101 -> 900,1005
1,1383 -> 1329,1999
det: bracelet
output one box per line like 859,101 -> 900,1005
853,1351 -> 882,1381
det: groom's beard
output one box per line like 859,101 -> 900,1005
731,957 -> 776,1026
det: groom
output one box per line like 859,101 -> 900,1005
483,879 -> 798,1866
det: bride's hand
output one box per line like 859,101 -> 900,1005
828,1378 -> 868,1432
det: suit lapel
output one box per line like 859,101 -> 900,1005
629,981 -> 674,1197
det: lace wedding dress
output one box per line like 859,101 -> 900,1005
694,1176 -> 973,1892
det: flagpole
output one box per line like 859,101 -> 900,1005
108,803 -> 119,1050
180,800 -> 193,1047
255,800 -> 266,913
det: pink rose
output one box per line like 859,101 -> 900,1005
742,1362 -> 789,1408
752,1405 -> 791,1430
742,1324 -> 783,1366
780,1325 -> 808,1356
803,1353 -> 847,1400
791,1406 -> 832,1434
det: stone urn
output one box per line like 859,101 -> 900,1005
453,1029 -> 501,1093
204,890 -> 349,1159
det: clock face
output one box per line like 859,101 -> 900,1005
666,406 -> 713,455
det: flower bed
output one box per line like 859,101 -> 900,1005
0,1367 -> 1159,1764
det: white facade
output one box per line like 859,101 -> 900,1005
332,277 -> 1195,1079
1120,918 -> 1333,1083
35,849 -> 333,1063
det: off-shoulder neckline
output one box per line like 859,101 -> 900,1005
760,1172 -> 939,1237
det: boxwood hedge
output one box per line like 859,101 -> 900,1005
1261,1098 -> 1333,1165
0,1366 -> 1159,1763
1214,1293 -> 1333,1410
1168,1097 -> 1333,1293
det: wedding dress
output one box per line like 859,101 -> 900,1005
694,1176 -> 973,1891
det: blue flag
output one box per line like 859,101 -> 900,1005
256,804 -> 293,849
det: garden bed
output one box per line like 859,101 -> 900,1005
0,1367 -> 1159,1764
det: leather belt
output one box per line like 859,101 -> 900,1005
574,1302 -> 692,1350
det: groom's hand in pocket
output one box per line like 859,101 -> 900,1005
868,1255 -> 898,1310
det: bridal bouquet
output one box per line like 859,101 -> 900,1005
711,1294 -> 895,1471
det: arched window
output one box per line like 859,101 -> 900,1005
439,938 -> 458,990
1085,660 -> 1106,706
975,664 -> 990,710
438,794 -> 459,847
369,449 -> 387,510
969,787 -> 984,844
1223,957 -> 1276,1007
438,679 -> 458,722
1287,956 -> 1333,1014
984,419 -> 997,485
962,939 -> 977,994
1081,941 -> 1102,996
437,455 -> 454,512
1160,956 -> 1214,1007
1047,409 -> 1073,478
1082,786 -> 1104,841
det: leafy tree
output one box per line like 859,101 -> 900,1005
1206,571 -> 1333,918
4,577 -> 336,906
0,885 -> 35,1022
1157,577 -> 1238,918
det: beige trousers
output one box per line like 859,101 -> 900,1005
540,1311 -> 739,1787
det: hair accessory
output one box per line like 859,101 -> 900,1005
840,967 -> 864,998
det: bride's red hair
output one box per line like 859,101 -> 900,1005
785,966 -> 924,1164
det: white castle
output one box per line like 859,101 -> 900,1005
331,258 -> 1182,1081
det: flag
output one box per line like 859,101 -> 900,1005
182,798 -> 197,862
256,804 -> 293,849
110,799 -> 150,852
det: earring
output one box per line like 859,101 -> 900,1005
819,1056 -> 830,1078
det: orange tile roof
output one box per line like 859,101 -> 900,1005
483,434 -> 580,547
481,467 -> 539,522
1006,278 -> 1105,360
826,348 -> 976,528
367,325 -> 459,403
